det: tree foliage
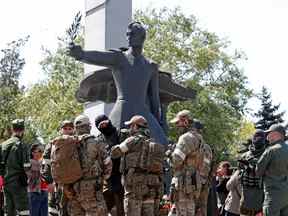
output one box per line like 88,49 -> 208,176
135,8 -> 252,158
254,86 -> 285,130
17,37 -> 84,141
0,37 -> 29,141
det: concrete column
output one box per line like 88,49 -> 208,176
83,0 -> 132,134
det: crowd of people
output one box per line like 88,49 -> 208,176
213,125 -> 288,216
0,109 -> 288,216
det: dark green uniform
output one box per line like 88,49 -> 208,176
1,136 -> 30,216
256,141 -> 288,216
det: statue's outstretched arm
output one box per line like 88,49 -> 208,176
68,45 -> 118,67
148,65 -> 161,121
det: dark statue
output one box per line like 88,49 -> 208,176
68,22 -> 168,144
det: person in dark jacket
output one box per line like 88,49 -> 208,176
95,114 -> 125,216
239,129 -> 266,216
256,124 -> 288,216
1,119 -> 30,216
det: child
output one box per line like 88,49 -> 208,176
28,144 -> 48,216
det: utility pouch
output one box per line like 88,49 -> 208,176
147,174 -> 161,187
63,184 -> 76,200
135,184 -> 149,199
124,168 -> 135,187
184,172 -> 196,194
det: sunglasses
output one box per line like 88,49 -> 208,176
62,127 -> 74,130
33,150 -> 42,153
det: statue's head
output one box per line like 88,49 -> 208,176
126,22 -> 146,47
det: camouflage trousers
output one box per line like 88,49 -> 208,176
123,173 -> 163,216
124,197 -> 158,216
196,184 -> 210,216
67,180 -> 107,216
168,191 -> 196,216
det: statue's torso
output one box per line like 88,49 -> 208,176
107,51 -> 167,144
112,52 -> 154,105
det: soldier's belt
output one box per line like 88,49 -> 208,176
79,176 -> 98,181
125,167 -> 161,175
240,207 -> 261,215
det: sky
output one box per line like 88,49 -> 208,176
1,0 -> 288,120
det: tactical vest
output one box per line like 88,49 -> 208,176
183,131 -> 204,170
198,144 -> 213,184
173,131 -> 204,197
122,136 -> 165,199
78,134 -> 104,181
122,136 -> 165,174
239,151 -> 264,213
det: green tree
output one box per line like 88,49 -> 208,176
0,37 -> 29,141
255,86 -> 285,130
135,8 -> 252,158
17,37 -> 84,141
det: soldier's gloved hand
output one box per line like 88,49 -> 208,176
67,44 -> 83,60
111,145 -> 123,159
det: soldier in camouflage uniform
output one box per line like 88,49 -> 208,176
111,115 -> 164,216
256,124 -> 288,216
41,120 -> 75,216
66,114 -> 112,216
0,119 -> 30,216
168,110 -> 204,216
192,120 -> 213,216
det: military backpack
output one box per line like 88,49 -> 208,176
50,135 -> 83,184
123,137 -> 165,174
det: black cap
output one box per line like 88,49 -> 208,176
95,114 -> 109,128
265,124 -> 286,135
254,129 -> 265,137
12,119 -> 25,130
192,119 -> 204,130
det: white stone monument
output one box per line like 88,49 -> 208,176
83,0 -> 132,134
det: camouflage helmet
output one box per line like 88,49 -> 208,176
60,120 -> 74,129
12,119 -> 25,130
74,114 -> 90,127
124,115 -> 148,128
170,110 -> 192,124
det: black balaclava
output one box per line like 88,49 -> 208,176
95,114 -> 116,137
252,129 -> 266,149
